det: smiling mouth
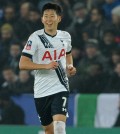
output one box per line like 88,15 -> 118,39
47,23 -> 53,26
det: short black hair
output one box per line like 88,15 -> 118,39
41,3 -> 63,16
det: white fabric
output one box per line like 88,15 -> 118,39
94,94 -> 120,128
54,121 -> 66,134
22,29 -> 72,98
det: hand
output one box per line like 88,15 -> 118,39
67,65 -> 76,76
46,61 -> 58,70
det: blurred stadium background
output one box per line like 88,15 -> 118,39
0,0 -> 120,134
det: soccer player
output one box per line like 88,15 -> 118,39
19,3 -> 76,134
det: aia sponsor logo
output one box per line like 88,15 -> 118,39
42,49 -> 65,61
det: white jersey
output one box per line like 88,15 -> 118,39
22,29 -> 72,98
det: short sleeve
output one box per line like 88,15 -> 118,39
22,33 -> 38,57
66,32 -> 72,54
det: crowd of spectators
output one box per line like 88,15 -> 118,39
0,0 -> 120,95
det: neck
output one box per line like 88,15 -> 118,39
44,28 -> 57,37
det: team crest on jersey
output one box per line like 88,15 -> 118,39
60,40 -> 64,46
25,40 -> 32,50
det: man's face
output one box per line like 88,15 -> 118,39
86,47 -> 97,57
72,48 -> 80,59
19,70 -> 29,83
29,11 -> 40,22
103,33 -> 114,45
42,9 -> 61,31
4,7 -> 15,20
3,70 -> 14,82
20,3 -> 29,18
1,29 -> 12,40
74,8 -> 86,19
112,54 -> 120,64
112,14 -> 120,24
10,45 -> 21,57
91,9 -> 100,22
115,64 -> 120,74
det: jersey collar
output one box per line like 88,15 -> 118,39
44,29 -> 57,38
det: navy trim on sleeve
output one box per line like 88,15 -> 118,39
66,50 -> 71,55
22,52 -> 32,59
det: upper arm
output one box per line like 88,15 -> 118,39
22,33 -> 38,57
19,56 -> 32,69
65,32 -> 72,55
20,55 -> 32,63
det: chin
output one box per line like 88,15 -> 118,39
47,27 -> 53,31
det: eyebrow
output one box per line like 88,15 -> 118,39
44,14 -> 55,15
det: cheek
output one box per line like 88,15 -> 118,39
42,18 -> 46,24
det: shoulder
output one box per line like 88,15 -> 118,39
30,29 -> 44,37
57,30 -> 71,39
34,29 -> 44,35
29,29 -> 44,39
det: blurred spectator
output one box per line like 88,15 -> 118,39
67,2 -> 89,49
102,0 -> 120,20
1,67 -> 18,95
90,0 -> 105,8
72,47 -> 82,67
69,74 -> 85,93
111,6 -> 120,45
0,24 -> 16,71
56,0 -> 72,29
108,50 -> 120,73
100,29 -> 118,59
14,2 -> 34,40
16,70 -> 34,93
82,29 -> 90,44
77,39 -> 108,75
105,62 -> 120,92
20,1 -> 33,19
0,92 -> 25,124
0,23 -> 14,51
28,8 -> 43,33
83,63 -> 109,93
70,63 -> 109,93
85,7 -> 110,40
7,42 -> 21,74
0,4 -> 16,27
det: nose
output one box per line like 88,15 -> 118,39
46,17 -> 52,23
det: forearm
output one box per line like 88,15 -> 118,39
19,58 -> 46,70
66,53 -> 73,66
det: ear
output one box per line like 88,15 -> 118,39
58,16 -> 62,23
